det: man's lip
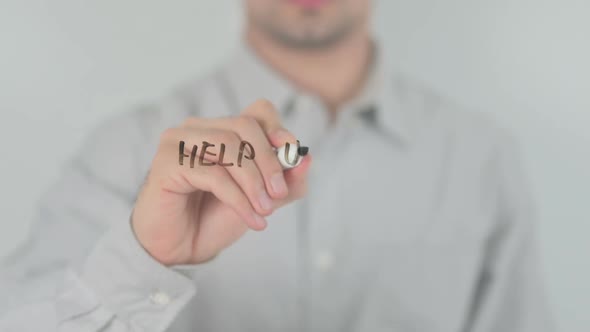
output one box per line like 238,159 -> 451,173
287,0 -> 330,10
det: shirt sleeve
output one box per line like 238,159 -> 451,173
0,105 -> 198,331
466,131 -> 555,332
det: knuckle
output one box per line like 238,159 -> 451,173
159,127 -> 178,141
248,99 -> 279,118
253,98 -> 275,110
234,115 -> 259,131
216,130 -> 240,145
207,168 -> 225,186
202,167 -> 227,192
181,117 -> 200,128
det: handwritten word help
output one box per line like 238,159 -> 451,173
178,140 -> 255,168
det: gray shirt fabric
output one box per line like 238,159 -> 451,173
0,40 -> 553,331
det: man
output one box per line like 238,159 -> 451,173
0,0 -> 553,331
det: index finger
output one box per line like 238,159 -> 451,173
241,99 -> 298,148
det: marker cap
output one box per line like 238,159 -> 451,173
276,140 -> 308,169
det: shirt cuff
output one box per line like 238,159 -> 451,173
76,216 -> 198,330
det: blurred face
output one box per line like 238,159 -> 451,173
246,0 -> 371,49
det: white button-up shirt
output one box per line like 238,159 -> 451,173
0,40 -> 553,331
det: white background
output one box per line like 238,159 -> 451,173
1,0 -> 588,330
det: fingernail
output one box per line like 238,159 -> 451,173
270,172 -> 288,195
272,128 -> 293,143
259,190 -> 273,211
253,213 -> 267,229
273,128 -> 288,138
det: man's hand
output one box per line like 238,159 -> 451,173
131,100 -> 311,266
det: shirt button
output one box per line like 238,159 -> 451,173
314,250 -> 334,271
149,291 -> 171,306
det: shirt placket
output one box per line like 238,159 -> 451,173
282,94 -> 333,331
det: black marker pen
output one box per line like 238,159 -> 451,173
276,140 -> 309,169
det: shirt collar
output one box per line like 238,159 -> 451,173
222,39 -> 296,114
221,38 -> 415,144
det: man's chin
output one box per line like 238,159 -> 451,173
286,0 -> 333,11
264,21 -> 356,50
